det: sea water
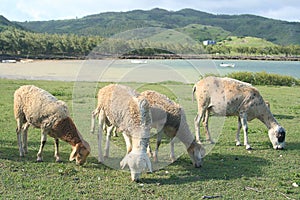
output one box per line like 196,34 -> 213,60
86,59 -> 300,83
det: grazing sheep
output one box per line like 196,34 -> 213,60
90,84 -> 152,181
141,90 -> 206,167
14,85 -> 90,165
192,76 -> 285,150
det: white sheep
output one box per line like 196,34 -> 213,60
14,85 -> 90,165
141,90 -> 206,167
192,76 -> 286,150
90,84 -> 152,181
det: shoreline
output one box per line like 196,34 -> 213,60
1,54 -> 300,62
119,54 -> 300,61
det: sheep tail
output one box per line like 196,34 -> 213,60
192,84 -> 197,103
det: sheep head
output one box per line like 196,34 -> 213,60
187,140 -> 206,168
69,140 -> 90,165
268,125 -> 286,150
120,152 -> 152,182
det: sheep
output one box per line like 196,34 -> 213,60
140,90 -> 206,167
14,85 -> 90,165
192,76 -> 286,150
90,84 -> 152,181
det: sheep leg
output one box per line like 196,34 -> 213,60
16,118 -> 25,157
54,138 -> 61,162
239,113 -> 251,150
170,137 -> 176,162
153,129 -> 163,163
112,126 -> 118,137
235,117 -> 242,146
97,109 -> 105,163
194,114 -> 202,142
194,106 -> 209,143
104,124 -> 114,158
37,130 -> 48,162
90,109 -> 99,134
22,122 -> 30,154
122,132 -> 132,154
202,109 -> 214,144
147,144 -> 152,159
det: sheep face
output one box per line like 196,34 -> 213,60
268,126 -> 286,150
187,141 -> 206,168
120,152 -> 152,182
69,142 -> 90,165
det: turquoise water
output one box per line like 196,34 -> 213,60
87,59 -> 300,83
212,60 -> 300,78
143,59 -> 300,78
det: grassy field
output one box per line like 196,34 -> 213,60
221,36 -> 277,48
0,78 -> 299,199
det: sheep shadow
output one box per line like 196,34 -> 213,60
0,140 -> 71,163
284,142 -> 300,150
273,114 -> 295,120
141,153 -> 270,185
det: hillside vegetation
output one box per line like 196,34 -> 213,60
17,8 -> 300,45
0,15 -> 25,32
1,9 -> 300,59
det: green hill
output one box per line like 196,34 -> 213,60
17,8 -> 300,45
0,15 -> 25,31
176,24 -> 231,42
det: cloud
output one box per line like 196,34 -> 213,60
1,0 -> 300,22
261,5 -> 300,22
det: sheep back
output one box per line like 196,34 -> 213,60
141,90 -> 181,137
194,76 -> 265,117
14,85 -> 69,130
97,84 -> 151,138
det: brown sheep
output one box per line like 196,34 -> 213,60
14,85 -> 90,165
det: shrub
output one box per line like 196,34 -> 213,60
227,71 -> 299,86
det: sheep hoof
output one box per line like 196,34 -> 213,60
236,142 -> 242,146
132,179 -> 141,183
196,139 -> 202,143
246,146 -> 252,150
19,149 -> 26,157
36,159 -> 43,162
56,159 -> 62,163
170,156 -> 176,163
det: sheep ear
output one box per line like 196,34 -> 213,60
120,156 -> 128,169
69,145 -> 77,161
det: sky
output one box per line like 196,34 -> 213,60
1,0 -> 300,22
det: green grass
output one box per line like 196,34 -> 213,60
221,36 -> 277,48
0,79 -> 299,199
176,24 -> 231,42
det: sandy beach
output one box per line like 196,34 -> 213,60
0,59 -> 204,83
0,60 -> 85,81
2,59 -> 298,83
